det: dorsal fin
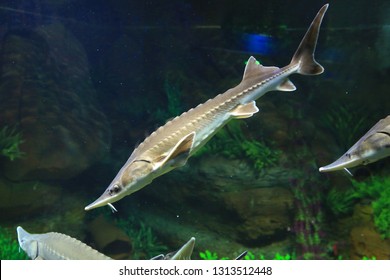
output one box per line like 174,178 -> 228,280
242,57 -> 279,82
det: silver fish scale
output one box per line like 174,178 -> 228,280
33,232 -> 112,260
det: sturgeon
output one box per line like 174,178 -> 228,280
85,4 -> 329,211
319,115 -> 390,173
150,237 -> 247,260
151,237 -> 195,260
17,226 -> 112,260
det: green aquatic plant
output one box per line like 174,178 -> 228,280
352,176 -> 390,238
361,256 -> 377,260
241,140 -> 281,170
273,252 -> 295,260
325,187 -> 357,216
199,250 -> 225,260
154,77 -> 184,123
0,226 -> 28,260
244,251 -> 296,260
320,103 -> 370,150
194,121 -> 281,172
194,121 -> 242,158
291,171 -> 328,260
336,255 -> 376,260
0,126 -> 24,161
325,176 -> 390,238
199,250 -> 295,260
116,217 -> 168,259
243,251 -> 256,260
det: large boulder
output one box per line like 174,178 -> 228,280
222,187 -> 294,244
0,177 -> 61,221
349,204 -> 390,259
0,23 -> 111,180
141,155 -> 295,246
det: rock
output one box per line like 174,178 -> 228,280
222,187 -> 294,243
196,156 -> 292,192
0,177 -> 62,221
87,215 -> 132,260
349,204 -> 390,259
0,24 -> 110,180
140,155 -> 295,247
127,202 -> 294,260
350,226 -> 390,259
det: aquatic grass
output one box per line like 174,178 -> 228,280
199,250 -> 227,260
325,187 -> 357,216
352,176 -> 390,238
290,170 -> 328,260
194,121 -> 281,172
244,251 -> 296,260
154,77 -> 184,123
325,176 -> 390,238
0,126 -> 24,161
320,103 -> 370,150
0,226 -> 28,260
337,255 -> 377,260
361,256 -> 377,260
116,217 -> 168,259
241,140 -> 281,170
199,250 -> 295,260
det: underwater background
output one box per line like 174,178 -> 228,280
0,0 -> 389,260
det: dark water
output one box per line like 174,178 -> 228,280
0,0 -> 389,260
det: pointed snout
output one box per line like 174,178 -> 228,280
84,201 -> 102,211
16,226 -> 29,248
16,226 -> 27,240
319,155 -> 361,173
319,164 -> 343,172
84,192 -> 112,211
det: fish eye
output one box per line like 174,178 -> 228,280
108,184 -> 121,196
345,153 -> 351,159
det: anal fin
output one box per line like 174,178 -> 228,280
230,101 -> 259,119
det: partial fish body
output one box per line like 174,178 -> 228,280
17,226 -> 112,260
319,115 -> 390,172
85,5 -> 328,211
151,237 -> 195,260
150,237 -> 247,260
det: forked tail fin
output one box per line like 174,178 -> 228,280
290,4 -> 328,75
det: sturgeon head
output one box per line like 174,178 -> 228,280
319,115 -> 390,172
17,226 -> 41,260
85,132 -> 195,211
16,226 -> 112,260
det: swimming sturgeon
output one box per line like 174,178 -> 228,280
319,115 -> 390,173
151,237 -> 196,260
150,237 -> 247,260
85,4 -> 328,211
17,226 -> 112,260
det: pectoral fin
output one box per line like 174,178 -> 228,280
155,132 -> 195,169
230,101 -> 259,119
